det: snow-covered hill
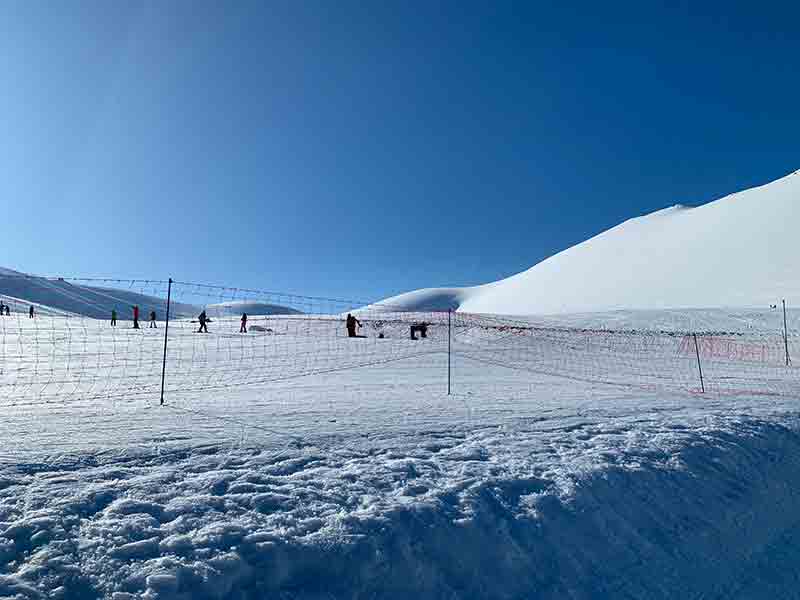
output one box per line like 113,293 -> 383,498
0,268 -> 197,319
382,169 -> 800,315
0,269 -> 302,319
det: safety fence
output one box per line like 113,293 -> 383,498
0,275 -> 799,414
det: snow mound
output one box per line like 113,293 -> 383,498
206,301 -> 302,317
383,169 -> 800,315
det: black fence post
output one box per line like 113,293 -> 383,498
693,333 -> 705,394
783,299 -> 791,366
160,278 -> 172,406
447,309 -> 452,396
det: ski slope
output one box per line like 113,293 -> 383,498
0,309 -> 799,598
382,169 -> 800,315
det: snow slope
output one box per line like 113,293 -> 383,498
0,270 -> 301,319
0,268 -> 196,319
381,169 -> 800,315
2,315 -> 800,598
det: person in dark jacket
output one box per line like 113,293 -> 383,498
240,313 -> 247,333
197,310 -> 208,333
149,310 -> 157,328
132,305 -> 140,329
29,306 -> 34,318
111,309 -> 117,326
346,313 -> 361,338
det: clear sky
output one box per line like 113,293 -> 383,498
1,1 -> 798,300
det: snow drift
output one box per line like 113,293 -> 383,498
381,169 -> 800,315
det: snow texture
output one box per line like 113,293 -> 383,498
1,311 -> 800,598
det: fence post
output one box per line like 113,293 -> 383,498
693,333 -> 705,393
160,278 -> 172,406
447,309 -> 451,396
783,299 -> 791,366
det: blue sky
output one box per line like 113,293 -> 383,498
1,1 -> 799,300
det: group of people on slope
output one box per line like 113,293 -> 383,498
111,306 -> 158,329
345,313 -> 429,340
105,306 -> 427,340
0,302 -> 34,317
195,311 -> 247,333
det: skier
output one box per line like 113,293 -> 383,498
111,309 -> 117,327
4,305 -> 9,316
29,306 -> 34,319
149,310 -> 157,328
240,313 -> 247,333
346,313 -> 361,338
197,310 -> 208,333
0,302 -> 5,316
132,305 -> 140,329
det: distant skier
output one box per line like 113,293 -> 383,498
149,310 -> 157,328
346,313 -> 361,338
240,313 -> 247,333
0,302 -> 5,316
197,310 -> 208,333
4,305 -> 9,316
132,305 -> 140,329
111,309 -> 117,327
29,306 -> 34,319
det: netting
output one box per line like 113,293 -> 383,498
1,275 -> 799,424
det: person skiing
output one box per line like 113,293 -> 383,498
5,305 -> 9,316
29,306 -> 34,319
132,305 -> 140,329
240,313 -> 247,333
0,302 -> 5,316
197,310 -> 208,333
346,313 -> 361,338
111,309 -> 117,326
149,310 -> 157,328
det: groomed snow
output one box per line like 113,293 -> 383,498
1,310 -> 800,598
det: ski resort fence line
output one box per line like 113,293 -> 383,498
0,275 -> 799,411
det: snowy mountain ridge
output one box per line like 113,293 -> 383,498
381,169 -> 800,315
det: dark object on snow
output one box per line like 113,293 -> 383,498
240,313 -> 248,333
149,310 -> 157,328
132,305 -> 140,329
346,313 -> 362,338
111,310 -> 117,326
197,310 -> 209,333
29,306 -> 34,318
410,322 -> 429,340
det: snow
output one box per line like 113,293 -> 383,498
2,168 -> 800,596
0,309 -> 800,597
381,169 -> 800,315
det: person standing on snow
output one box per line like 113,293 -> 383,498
111,309 -> 117,326
149,310 -> 157,328
240,313 -> 247,333
197,310 -> 208,333
132,305 -> 140,329
346,313 -> 361,338
29,306 -> 34,318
